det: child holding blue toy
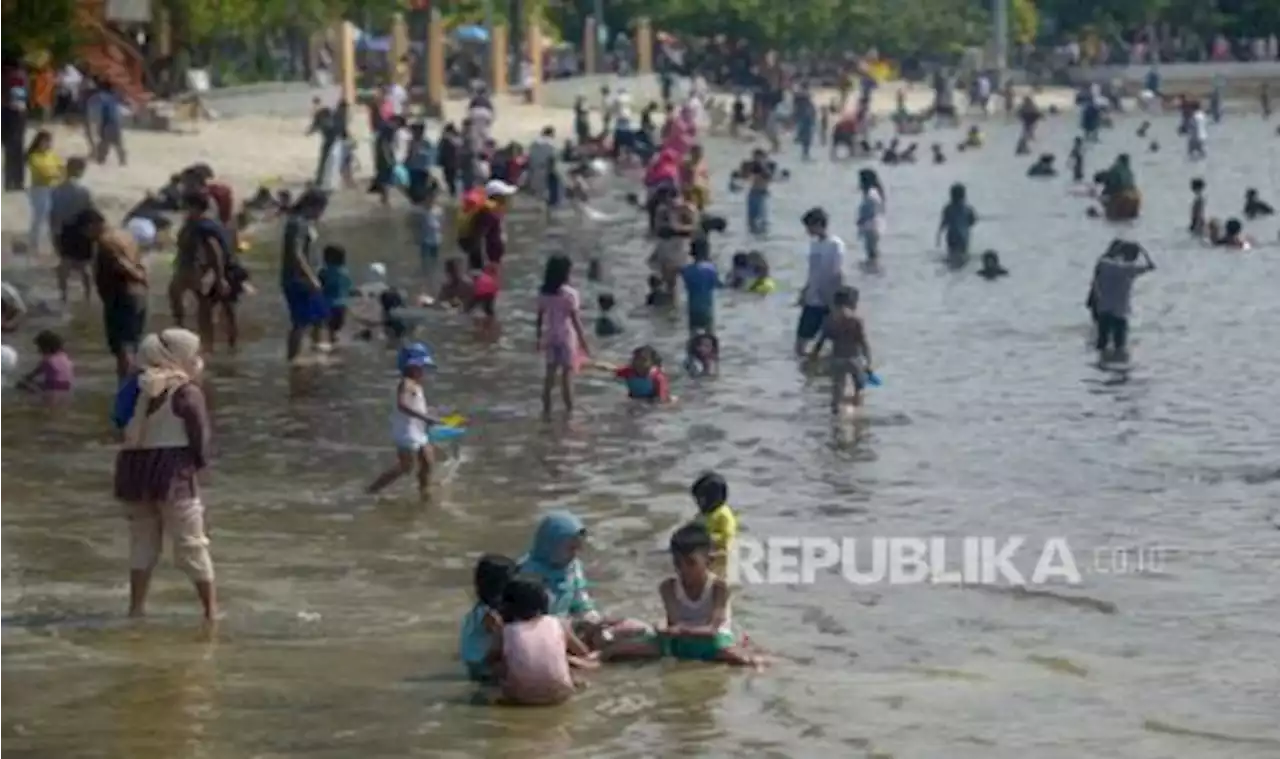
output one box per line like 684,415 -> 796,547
367,343 -> 444,495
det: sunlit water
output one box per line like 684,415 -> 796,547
4,115 -> 1280,759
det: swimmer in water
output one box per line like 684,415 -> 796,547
1244,188 -> 1274,220
1189,179 -> 1207,237
977,250 -> 1009,280
962,125 -> 983,148
807,286 -> 873,413
684,331 -> 720,376
727,252 -> 752,289
744,251 -> 775,294
1217,218 -> 1251,249
591,345 -> 672,403
1027,153 -> 1057,177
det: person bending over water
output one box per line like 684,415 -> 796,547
977,251 -> 1009,279
808,286 -> 873,414
937,183 -> 977,263
1244,188 -> 1274,220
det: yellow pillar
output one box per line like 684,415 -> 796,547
425,10 -> 446,117
525,19 -> 543,104
635,17 -> 652,74
583,17 -> 597,75
390,14 -> 409,85
489,25 -> 508,95
335,20 -> 357,105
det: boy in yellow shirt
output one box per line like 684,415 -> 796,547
691,472 -> 737,562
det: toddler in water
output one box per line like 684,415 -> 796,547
592,345 -> 672,403
366,343 -> 443,495
690,472 -> 737,560
977,250 -> 1009,280
459,554 -> 517,681
318,245 -> 354,345
595,293 -> 623,337
632,524 -> 762,666
488,575 -> 598,705
684,331 -> 720,376
17,330 -> 73,392
536,255 -> 590,416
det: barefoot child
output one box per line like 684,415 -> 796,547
535,255 -> 590,415
807,286 -> 873,413
367,343 -> 443,495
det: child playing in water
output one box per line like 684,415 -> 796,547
1189,179 -> 1207,237
459,554 -> 517,681
17,330 -> 73,392
436,258 -> 473,308
937,183 -> 977,262
684,331 -> 720,376
412,189 -> 443,279
645,275 -> 673,307
977,251 -> 1009,280
808,286 -> 873,413
682,238 -> 723,334
366,343 -> 442,495
1243,188 -> 1274,220
690,471 -> 737,560
595,293 -> 623,337
1069,137 -> 1085,182
961,125 -> 983,149
632,524 -> 761,666
728,253 -> 752,289
536,255 -> 590,416
593,345 -> 672,403
743,251 -> 776,293
488,575 -> 598,705
318,245 -> 353,345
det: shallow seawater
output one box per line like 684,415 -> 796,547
4,115 -> 1280,759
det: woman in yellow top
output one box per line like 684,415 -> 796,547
25,130 -> 63,255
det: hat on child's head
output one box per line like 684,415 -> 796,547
397,342 -> 436,372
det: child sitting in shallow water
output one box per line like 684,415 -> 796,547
685,331 -> 720,376
488,575 -> 599,705
17,330 -> 73,392
460,554 -> 517,681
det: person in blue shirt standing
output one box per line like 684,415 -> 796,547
681,235 -> 722,334
94,82 -> 127,166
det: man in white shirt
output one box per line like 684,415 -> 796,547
795,206 -> 846,355
527,126 -> 557,201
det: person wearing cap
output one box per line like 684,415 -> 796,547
367,342 -> 444,496
459,179 -> 516,273
796,207 -> 847,356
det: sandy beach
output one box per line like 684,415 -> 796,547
0,79 -> 1077,254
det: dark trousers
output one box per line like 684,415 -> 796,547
1095,313 -> 1129,353
0,109 -> 26,191
316,137 -> 336,184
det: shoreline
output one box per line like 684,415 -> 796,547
1,81 -> 1079,261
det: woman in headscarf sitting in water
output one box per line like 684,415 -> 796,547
515,511 -> 655,657
1096,154 -> 1141,220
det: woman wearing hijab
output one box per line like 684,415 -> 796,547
518,511 -> 652,656
112,328 -> 216,622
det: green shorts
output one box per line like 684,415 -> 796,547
655,629 -> 737,661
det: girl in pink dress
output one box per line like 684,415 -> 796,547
535,255 -> 590,417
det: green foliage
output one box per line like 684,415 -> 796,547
1,0 -> 80,60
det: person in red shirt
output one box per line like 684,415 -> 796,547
592,345 -> 672,402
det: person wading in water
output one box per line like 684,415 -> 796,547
171,193 -> 234,351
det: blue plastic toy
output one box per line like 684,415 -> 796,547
865,371 -> 883,387
392,164 -> 409,187
431,425 -> 466,442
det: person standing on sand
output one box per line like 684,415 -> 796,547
1,86 -> 27,191
84,208 -> 148,378
93,82 -> 127,165
113,328 -> 216,622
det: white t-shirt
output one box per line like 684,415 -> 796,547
1192,111 -> 1208,141
387,83 -> 408,116
528,137 -> 556,171
126,216 -> 158,249
804,235 -> 846,307
610,92 -> 633,130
